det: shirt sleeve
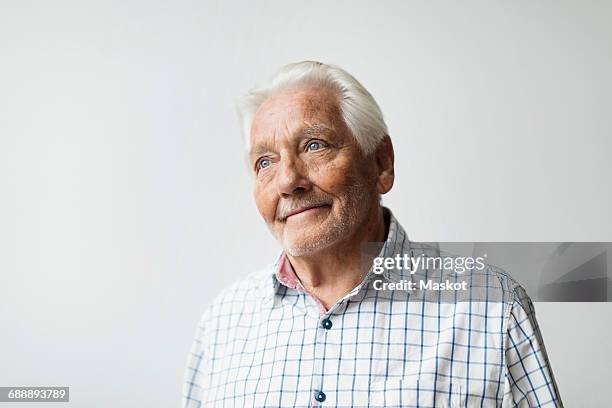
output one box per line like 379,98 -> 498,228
502,285 -> 563,407
182,309 -> 212,408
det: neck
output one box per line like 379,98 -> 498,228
287,205 -> 388,310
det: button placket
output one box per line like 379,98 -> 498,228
311,310 -> 336,405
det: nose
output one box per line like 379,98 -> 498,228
276,155 -> 312,197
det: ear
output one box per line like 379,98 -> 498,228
375,135 -> 394,195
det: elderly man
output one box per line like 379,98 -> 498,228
182,61 -> 562,407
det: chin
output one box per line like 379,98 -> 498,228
284,242 -> 329,257
280,227 -> 339,257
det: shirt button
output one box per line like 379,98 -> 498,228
321,318 -> 333,330
315,390 -> 326,402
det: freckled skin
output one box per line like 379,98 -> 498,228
250,87 -> 380,255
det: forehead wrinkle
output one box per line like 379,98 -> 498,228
300,123 -> 334,137
250,117 -> 296,158
249,87 -> 341,156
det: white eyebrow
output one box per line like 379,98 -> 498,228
300,124 -> 332,137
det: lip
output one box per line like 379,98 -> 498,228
285,204 -> 330,219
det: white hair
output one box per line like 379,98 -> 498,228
236,61 -> 389,155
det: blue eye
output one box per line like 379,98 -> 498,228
307,141 -> 322,151
258,158 -> 271,170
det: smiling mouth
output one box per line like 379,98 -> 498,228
284,204 -> 331,220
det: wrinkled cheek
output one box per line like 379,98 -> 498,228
310,160 -> 352,188
306,160 -> 324,174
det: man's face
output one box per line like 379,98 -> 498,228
249,87 -> 380,256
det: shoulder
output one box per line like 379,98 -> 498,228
408,241 -> 532,305
483,262 -> 527,294
196,264 -> 276,329
456,260 -> 533,307
483,263 -> 533,307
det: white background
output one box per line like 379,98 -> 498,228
1,1 -> 611,406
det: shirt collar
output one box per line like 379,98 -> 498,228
258,206 -> 412,304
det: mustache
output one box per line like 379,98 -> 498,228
276,195 -> 333,222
